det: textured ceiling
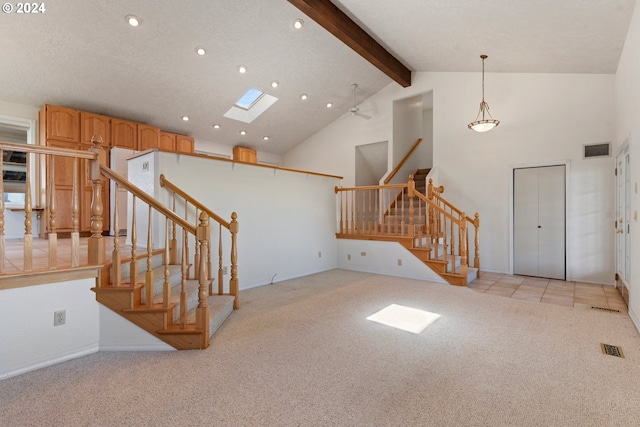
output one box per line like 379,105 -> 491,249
0,0 -> 635,155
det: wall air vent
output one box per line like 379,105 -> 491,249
583,142 -> 610,159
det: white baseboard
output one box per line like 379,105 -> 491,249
0,343 -> 99,381
99,343 -> 175,352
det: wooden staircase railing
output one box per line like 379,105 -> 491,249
159,174 -> 239,309
335,174 -> 480,285
0,136 -> 236,349
384,137 -> 423,184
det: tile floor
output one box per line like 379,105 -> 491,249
468,271 -> 628,312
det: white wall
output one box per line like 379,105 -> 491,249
284,72 -> 615,284
0,277 -> 100,380
615,1 -> 640,327
337,239 -> 444,283
127,151 -> 341,289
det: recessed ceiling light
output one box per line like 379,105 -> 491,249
181,116 -> 189,121
263,136 -> 269,141
125,15 -> 140,27
195,47 -> 206,56
300,93 -> 308,100
237,65 -> 247,74
326,102 -> 332,108
293,19 -> 304,29
239,130 -> 246,135
213,124 -> 220,129
271,80 -> 279,88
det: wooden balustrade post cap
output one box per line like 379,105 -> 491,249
90,134 -> 104,147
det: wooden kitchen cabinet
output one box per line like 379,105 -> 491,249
176,135 -> 194,153
233,146 -> 257,164
138,124 -> 160,151
111,118 -> 138,149
41,104 -> 80,143
81,112 -> 111,146
159,131 -> 176,150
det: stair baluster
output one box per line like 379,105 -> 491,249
218,224 -> 223,295
230,212 -> 239,309
48,152 -> 57,270
163,217 -> 170,308
180,228 -> 187,329
130,195 -> 138,286
145,205 -> 153,308
111,182 -> 121,286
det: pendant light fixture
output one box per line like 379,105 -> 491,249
468,54 -> 500,132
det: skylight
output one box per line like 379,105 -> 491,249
235,88 -> 264,110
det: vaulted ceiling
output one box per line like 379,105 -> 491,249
0,0 -> 635,155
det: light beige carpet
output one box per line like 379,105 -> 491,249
2,269 -> 640,426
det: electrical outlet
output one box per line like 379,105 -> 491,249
347,254 -> 351,261
223,266 -> 228,275
360,251 -> 366,256
142,161 -> 149,171
318,251 -> 322,258
398,259 -> 402,266
54,310 -> 66,326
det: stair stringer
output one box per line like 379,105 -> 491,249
92,283 -> 210,350
396,238 -> 477,286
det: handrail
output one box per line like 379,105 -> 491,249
414,191 -> 463,225
335,182 -> 408,193
0,140 -> 97,159
100,165 -> 196,235
383,138 -> 423,184
159,174 -> 230,229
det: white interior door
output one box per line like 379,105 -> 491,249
615,149 -> 630,287
513,165 -> 566,280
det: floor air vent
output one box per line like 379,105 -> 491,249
583,142 -> 610,158
591,306 -> 620,313
601,343 -> 624,358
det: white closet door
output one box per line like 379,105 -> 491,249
513,165 -> 566,280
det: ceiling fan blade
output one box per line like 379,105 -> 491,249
355,111 -> 371,120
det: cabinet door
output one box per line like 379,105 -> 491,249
111,118 -> 138,149
46,139 -> 80,232
81,112 -> 111,147
138,125 -> 160,151
159,132 -> 176,150
45,105 -> 80,143
233,146 -> 257,163
176,135 -> 194,153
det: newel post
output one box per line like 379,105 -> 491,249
88,135 -> 106,266
196,211 -> 210,347
230,212 -> 239,309
459,213 -> 468,280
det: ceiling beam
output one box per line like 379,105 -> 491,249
287,0 -> 412,87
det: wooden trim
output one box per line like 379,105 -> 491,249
0,266 -> 100,290
127,148 -> 343,180
0,140 -> 97,159
287,0 -> 411,87
384,138 -> 423,184
99,165 -> 196,235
